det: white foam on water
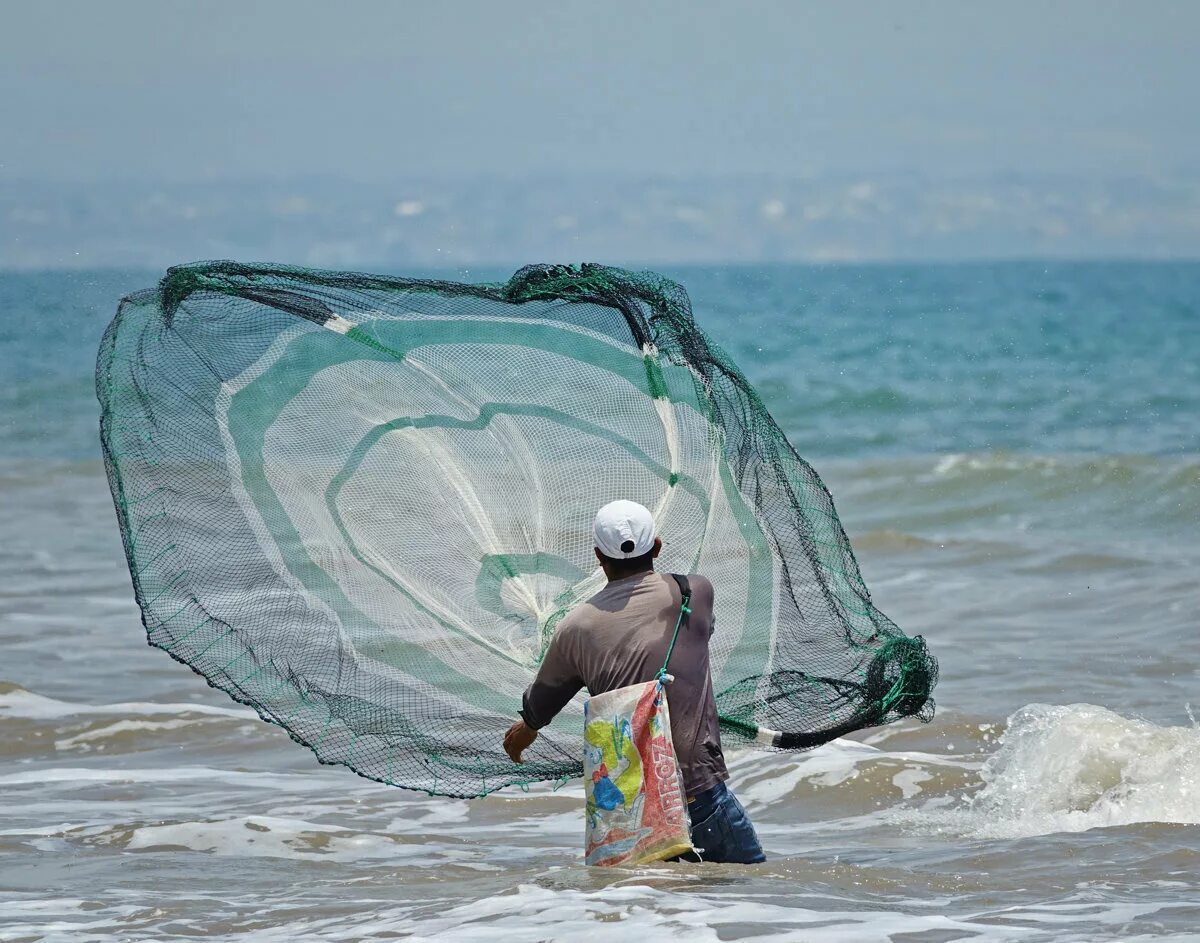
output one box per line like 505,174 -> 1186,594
239,881 -> 1176,943
729,738 -> 879,805
384,799 -> 471,830
730,737 -> 975,808
902,703 -> 1200,839
0,902 -> 146,943
892,766 -> 933,799
0,884 -> 1182,943
114,814 -> 438,862
0,765 -> 317,791
0,687 -> 254,721
53,717 -> 210,750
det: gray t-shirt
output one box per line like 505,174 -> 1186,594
519,570 -> 728,796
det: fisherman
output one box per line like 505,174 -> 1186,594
503,499 -> 765,864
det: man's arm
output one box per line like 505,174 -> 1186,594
503,625 -> 584,763
691,573 -> 716,639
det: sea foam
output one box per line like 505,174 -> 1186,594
910,702 -> 1200,839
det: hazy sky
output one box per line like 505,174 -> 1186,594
2,0 -> 1197,182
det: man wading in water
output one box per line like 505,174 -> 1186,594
503,499 -> 765,864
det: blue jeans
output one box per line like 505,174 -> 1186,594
681,781 -> 766,863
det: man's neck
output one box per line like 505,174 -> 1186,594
605,565 -> 655,584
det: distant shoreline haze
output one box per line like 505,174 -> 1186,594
3,174 -> 1199,270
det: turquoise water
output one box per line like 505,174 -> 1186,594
3,262 -> 1198,460
2,261 -> 1199,941
685,262 -> 1199,457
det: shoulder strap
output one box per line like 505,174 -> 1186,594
657,574 -> 692,681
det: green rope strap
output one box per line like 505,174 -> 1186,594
656,573 -> 692,683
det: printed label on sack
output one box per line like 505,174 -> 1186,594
582,679 -> 693,867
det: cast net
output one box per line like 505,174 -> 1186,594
97,261 -> 937,798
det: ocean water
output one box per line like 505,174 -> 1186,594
1,261 -> 1198,941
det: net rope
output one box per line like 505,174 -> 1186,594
97,261 -> 938,798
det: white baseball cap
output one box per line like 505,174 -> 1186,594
593,500 -> 657,559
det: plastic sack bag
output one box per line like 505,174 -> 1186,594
583,678 -> 692,866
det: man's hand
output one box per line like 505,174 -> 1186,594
503,719 -> 538,763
